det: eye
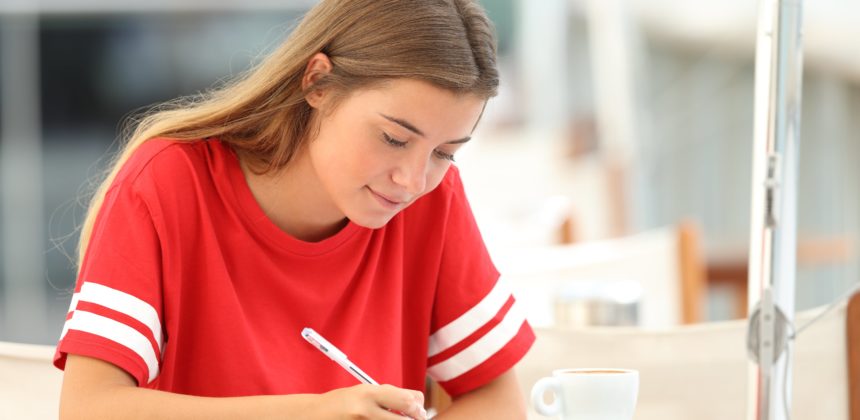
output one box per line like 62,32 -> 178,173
381,132 -> 407,148
433,149 -> 456,162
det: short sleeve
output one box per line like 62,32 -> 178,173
426,168 -> 535,397
54,181 -> 164,386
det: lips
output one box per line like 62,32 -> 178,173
368,187 -> 409,209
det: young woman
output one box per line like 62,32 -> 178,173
55,0 -> 535,418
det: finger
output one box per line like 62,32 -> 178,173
374,406 -> 418,420
373,385 -> 427,420
410,390 -> 425,407
378,398 -> 426,420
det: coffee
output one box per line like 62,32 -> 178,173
564,369 -> 626,374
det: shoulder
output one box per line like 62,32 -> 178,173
399,165 -> 470,229
105,138 -> 235,219
438,164 -> 464,195
115,138 -> 211,186
413,165 -> 465,210
112,138 -> 237,197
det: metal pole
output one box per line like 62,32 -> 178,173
746,0 -> 804,419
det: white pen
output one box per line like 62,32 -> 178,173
301,328 -> 428,419
301,327 -> 379,385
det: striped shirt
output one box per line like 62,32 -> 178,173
55,139 -> 534,397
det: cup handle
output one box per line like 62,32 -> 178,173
530,377 -> 562,417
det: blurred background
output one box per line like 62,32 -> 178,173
0,0 -> 857,344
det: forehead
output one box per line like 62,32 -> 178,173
342,79 -> 486,137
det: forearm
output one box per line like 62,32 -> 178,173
62,385 -> 320,420
60,355 -> 324,420
61,355 -> 427,420
433,370 -> 527,420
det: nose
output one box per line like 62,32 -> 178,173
391,153 -> 428,196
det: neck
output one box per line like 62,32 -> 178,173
237,148 -> 347,242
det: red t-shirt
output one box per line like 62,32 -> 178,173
54,138 -> 534,398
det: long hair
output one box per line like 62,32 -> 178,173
77,0 -> 499,267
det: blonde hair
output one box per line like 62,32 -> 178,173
77,0 -> 499,267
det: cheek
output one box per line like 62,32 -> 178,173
312,131 -> 384,185
424,163 -> 452,192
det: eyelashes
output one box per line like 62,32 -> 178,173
381,132 -> 456,162
433,149 -> 456,162
382,132 -> 408,148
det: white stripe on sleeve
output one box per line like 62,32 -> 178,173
64,282 -> 163,351
428,278 -> 511,357
60,293 -> 81,340
66,310 -> 161,383
427,300 -> 527,382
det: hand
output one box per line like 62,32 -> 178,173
317,384 -> 427,420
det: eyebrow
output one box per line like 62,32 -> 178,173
379,113 -> 471,144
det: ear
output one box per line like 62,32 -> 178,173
302,52 -> 333,109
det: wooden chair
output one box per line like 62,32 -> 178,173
493,220 -> 706,328
516,291 -> 860,420
0,341 -> 62,420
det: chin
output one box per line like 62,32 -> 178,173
348,212 -> 397,230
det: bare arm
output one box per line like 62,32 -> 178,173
433,370 -> 526,420
60,355 -> 426,420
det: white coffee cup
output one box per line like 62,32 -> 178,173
530,368 -> 639,420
